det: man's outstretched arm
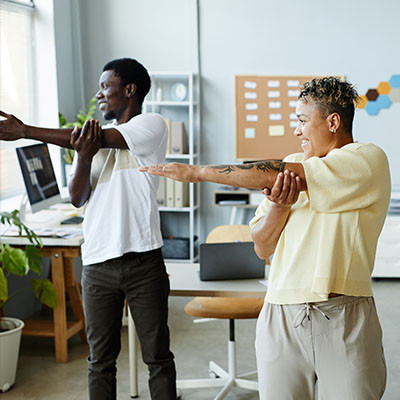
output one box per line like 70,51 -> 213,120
139,160 -> 307,191
0,110 -> 74,148
0,110 -> 128,149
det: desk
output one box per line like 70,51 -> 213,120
128,262 -> 267,397
1,207 -> 86,363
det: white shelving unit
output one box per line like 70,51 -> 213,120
144,72 -> 200,262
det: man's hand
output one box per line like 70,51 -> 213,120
139,162 -> 202,183
70,119 -> 101,163
0,110 -> 27,140
263,170 -> 301,209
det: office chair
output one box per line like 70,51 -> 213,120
178,225 -> 265,400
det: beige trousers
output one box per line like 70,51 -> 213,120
255,296 -> 386,400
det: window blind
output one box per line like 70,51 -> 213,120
0,1 -> 36,199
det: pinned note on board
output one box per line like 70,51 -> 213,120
244,81 -> 257,89
269,126 -> 285,136
244,92 -> 257,99
246,115 -> 258,122
245,128 -> 256,139
268,80 -> 280,88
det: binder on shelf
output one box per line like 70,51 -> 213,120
174,181 -> 189,208
157,177 -> 166,206
165,118 -> 171,154
170,121 -> 188,154
166,178 -> 175,207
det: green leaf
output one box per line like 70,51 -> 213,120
2,247 -> 28,276
63,148 -> 75,165
31,279 -> 58,309
0,210 -> 42,247
25,245 -> 42,274
59,112 -> 67,127
0,268 -> 8,304
0,242 -> 4,264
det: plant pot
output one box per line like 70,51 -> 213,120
0,317 -> 25,392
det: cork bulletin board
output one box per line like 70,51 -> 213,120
235,75 -> 321,161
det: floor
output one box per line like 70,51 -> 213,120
1,279 -> 399,400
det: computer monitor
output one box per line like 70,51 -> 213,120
16,143 -> 62,213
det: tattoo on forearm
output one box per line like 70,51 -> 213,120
211,160 -> 286,175
254,160 -> 286,173
211,165 -> 235,174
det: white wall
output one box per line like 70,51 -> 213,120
55,0 -> 400,240
77,0 -> 198,104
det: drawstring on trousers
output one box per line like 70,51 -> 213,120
293,303 -> 330,328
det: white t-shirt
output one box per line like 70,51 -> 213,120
73,113 -> 167,265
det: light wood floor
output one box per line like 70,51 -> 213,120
1,279 -> 399,399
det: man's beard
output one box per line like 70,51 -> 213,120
103,110 -> 116,121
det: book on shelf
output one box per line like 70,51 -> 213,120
166,177 -> 175,207
170,121 -> 188,154
165,118 -> 171,154
157,176 -> 166,206
174,181 -> 189,208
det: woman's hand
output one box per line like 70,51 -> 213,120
263,169 -> 301,209
139,162 -> 202,183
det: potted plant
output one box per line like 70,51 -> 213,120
0,210 -> 57,392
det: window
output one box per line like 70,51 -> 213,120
0,0 -> 36,199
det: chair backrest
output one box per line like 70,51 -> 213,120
206,224 -> 252,244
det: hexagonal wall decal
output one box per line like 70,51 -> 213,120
352,75 -> 400,115
389,75 -> 400,88
377,81 -> 391,94
376,95 -> 392,109
366,89 -> 379,101
388,88 -> 400,102
357,95 -> 368,109
365,101 -> 380,116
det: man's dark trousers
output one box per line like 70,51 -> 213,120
82,248 -> 177,399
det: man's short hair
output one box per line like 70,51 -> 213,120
103,58 -> 151,105
299,77 -> 360,134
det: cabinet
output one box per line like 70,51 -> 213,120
143,72 -> 200,262
372,214 -> 400,278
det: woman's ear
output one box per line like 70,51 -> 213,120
328,112 -> 340,133
126,83 -> 137,98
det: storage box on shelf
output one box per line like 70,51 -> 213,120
144,72 -> 200,262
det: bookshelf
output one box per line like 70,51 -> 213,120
143,72 -> 200,262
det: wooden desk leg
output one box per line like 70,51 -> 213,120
64,257 -> 87,344
51,251 -> 68,363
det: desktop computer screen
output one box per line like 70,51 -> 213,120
16,143 -> 62,213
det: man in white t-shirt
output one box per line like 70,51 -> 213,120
140,77 -> 390,399
0,58 -> 177,400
